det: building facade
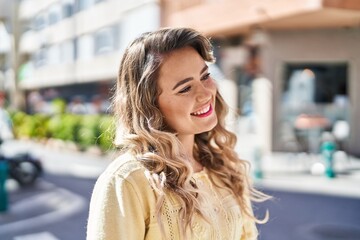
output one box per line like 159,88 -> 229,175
9,0 -> 360,156
17,0 -> 160,111
162,0 -> 360,157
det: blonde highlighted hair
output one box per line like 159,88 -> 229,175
113,27 -> 269,238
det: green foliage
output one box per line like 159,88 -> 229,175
15,114 -> 35,138
10,111 -> 50,139
77,115 -> 100,149
97,115 -> 115,151
10,111 -> 26,132
51,98 -> 67,114
47,114 -> 81,141
9,111 -> 115,152
32,114 -> 51,138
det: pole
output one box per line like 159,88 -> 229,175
321,140 -> 336,178
253,146 -> 263,179
9,0 -> 25,110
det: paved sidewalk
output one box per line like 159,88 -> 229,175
249,151 -> 360,199
2,139 -> 360,198
2,139 -> 359,240
1,139 -> 112,180
234,130 -> 360,199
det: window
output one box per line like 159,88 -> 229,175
62,0 -> 75,18
76,0 -> 94,12
33,12 -> 47,31
48,3 -> 62,25
94,26 -> 118,55
34,46 -> 48,67
283,63 -> 347,105
279,62 -> 349,152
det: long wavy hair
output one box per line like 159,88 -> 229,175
113,27 -> 268,238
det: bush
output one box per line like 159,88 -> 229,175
9,111 -> 115,153
32,114 -> 51,138
77,115 -> 100,149
51,98 -> 67,114
10,111 -> 26,137
47,114 -> 81,141
97,115 -> 115,151
10,111 -> 50,139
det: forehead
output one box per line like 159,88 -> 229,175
157,47 -> 205,88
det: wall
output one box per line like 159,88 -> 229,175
262,28 -> 360,156
18,0 -> 160,89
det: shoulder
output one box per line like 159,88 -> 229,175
92,153 -> 157,215
95,153 -> 157,203
98,153 -> 148,185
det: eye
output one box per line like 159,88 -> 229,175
178,86 -> 191,94
201,73 -> 211,81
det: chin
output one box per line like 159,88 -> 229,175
201,120 -> 218,133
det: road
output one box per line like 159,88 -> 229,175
0,173 -> 96,240
1,173 -> 360,240
256,188 -> 360,240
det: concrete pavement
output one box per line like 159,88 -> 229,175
254,153 -> 360,199
1,139 -> 112,181
1,138 -> 359,240
235,130 -> 360,199
2,138 -> 360,198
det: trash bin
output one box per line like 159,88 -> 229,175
0,160 -> 8,212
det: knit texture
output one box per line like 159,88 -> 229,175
87,154 -> 258,240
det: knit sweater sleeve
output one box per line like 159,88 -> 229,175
87,162 -> 148,240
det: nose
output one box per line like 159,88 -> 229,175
195,84 -> 212,103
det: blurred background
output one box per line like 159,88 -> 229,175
0,0 -> 360,239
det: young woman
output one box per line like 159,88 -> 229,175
87,27 -> 269,240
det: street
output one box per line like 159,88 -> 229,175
1,171 -> 360,240
256,189 -> 360,240
0,173 -> 96,240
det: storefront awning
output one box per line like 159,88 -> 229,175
167,0 -> 360,36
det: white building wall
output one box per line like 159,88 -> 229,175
19,0 -> 59,20
18,0 -> 160,89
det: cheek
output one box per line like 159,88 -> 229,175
205,80 -> 218,97
206,78 -> 218,94
158,97 -> 177,118
159,97 -> 190,126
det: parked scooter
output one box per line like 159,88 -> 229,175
1,152 -> 42,186
0,91 -> 43,186
0,140 -> 43,186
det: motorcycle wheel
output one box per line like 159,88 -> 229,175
10,160 -> 41,186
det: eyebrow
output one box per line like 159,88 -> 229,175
172,65 -> 209,91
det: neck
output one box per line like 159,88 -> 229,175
177,134 -> 203,172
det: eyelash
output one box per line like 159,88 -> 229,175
201,73 -> 211,81
178,73 -> 211,94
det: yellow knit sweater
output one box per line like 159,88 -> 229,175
87,154 -> 258,240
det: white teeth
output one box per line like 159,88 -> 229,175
192,105 -> 210,116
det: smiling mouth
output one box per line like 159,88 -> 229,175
191,104 -> 212,117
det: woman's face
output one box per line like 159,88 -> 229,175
157,47 -> 218,137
